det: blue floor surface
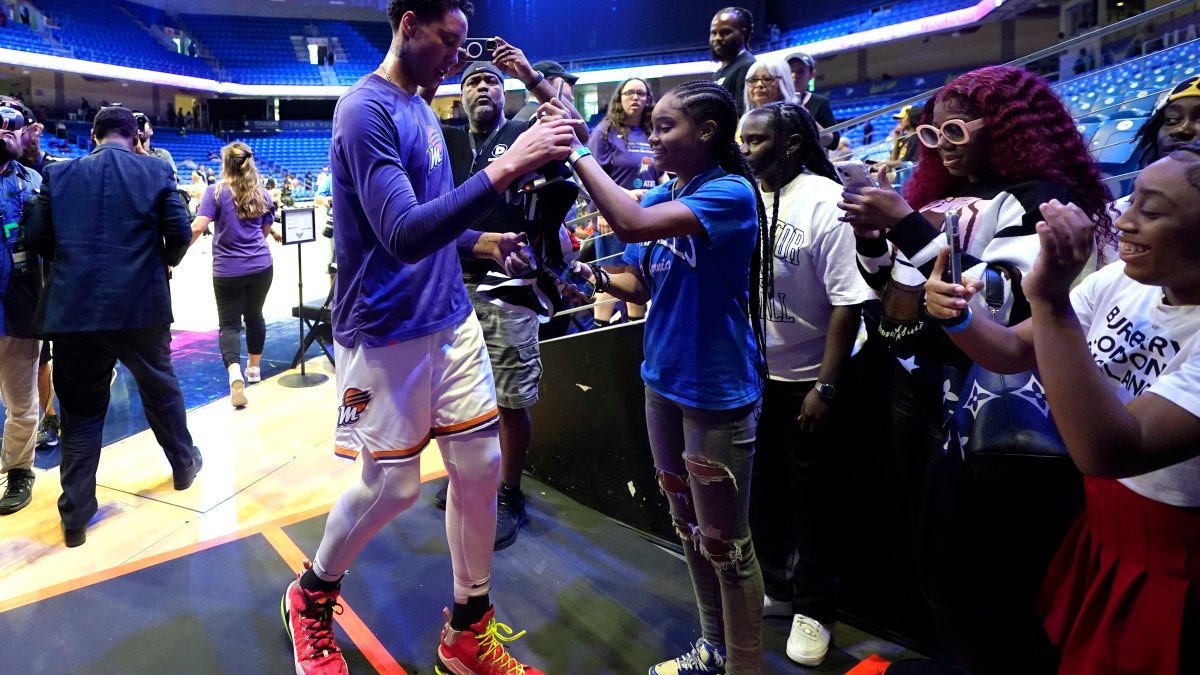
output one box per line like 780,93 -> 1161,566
1,477 -> 889,674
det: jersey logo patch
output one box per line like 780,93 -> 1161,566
426,125 -> 445,174
661,236 -> 697,268
337,388 -> 372,427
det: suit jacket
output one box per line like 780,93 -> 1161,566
26,143 -> 191,334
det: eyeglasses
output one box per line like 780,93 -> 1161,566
621,90 -> 649,99
916,118 -> 987,148
746,76 -> 778,87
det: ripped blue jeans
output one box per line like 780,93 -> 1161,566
644,387 -> 763,674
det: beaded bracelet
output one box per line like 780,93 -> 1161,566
587,262 -> 611,294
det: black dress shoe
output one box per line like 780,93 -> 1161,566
62,523 -> 86,548
173,446 -> 203,490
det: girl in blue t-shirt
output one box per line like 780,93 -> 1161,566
587,77 -> 661,326
569,79 -> 771,675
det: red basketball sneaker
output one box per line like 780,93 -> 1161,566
435,606 -> 545,675
281,563 -> 348,675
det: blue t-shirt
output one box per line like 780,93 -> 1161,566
330,74 -> 495,348
623,168 -> 762,410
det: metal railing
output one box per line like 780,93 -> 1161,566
825,0 -> 1198,137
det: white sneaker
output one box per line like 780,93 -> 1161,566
763,594 -> 792,618
785,614 -> 831,667
245,366 -> 261,383
228,363 -> 247,408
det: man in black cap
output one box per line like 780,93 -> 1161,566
787,51 -> 840,150
513,59 -> 578,122
710,6 -> 756,116
25,105 -> 202,547
439,40 -> 578,549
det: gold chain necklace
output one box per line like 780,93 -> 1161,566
376,58 -> 396,85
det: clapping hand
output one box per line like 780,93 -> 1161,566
1024,199 -> 1094,309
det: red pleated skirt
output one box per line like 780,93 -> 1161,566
1037,476 -> 1200,675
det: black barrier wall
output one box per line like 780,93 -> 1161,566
526,317 -> 940,653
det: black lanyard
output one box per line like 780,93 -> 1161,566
468,118 -> 507,175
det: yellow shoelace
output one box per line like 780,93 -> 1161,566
477,617 -> 528,674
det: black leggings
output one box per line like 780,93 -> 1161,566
213,266 -> 273,368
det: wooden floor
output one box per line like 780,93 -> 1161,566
0,233 -> 914,672
0,357 -> 448,615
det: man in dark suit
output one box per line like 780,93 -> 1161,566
25,106 -> 202,547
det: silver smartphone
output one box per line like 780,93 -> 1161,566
945,208 -> 962,285
834,160 -> 877,190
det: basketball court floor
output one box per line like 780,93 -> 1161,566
0,233 -> 920,673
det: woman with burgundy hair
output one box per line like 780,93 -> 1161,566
839,65 -> 1114,674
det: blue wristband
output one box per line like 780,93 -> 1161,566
942,307 -> 973,333
568,146 -> 592,166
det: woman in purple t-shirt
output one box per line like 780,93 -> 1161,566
190,142 -> 277,408
587,77 -> 661,325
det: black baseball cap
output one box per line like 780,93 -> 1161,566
531,60 -> 578,86
462,61 -> 505,85
787,52 -> 815,70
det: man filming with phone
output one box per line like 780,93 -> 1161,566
132,110 -> 178,184
439,37 -> 585,550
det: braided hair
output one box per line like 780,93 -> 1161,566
746,102 -> 841,322
669,79 -> 770,381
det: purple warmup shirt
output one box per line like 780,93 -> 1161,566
588,121 -> 659,190
331,74 -> 501,349
198,184 -> 275,277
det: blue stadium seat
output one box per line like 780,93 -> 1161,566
1090,117 -> 1147,174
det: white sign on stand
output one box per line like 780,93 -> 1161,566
282,207 -> 317,245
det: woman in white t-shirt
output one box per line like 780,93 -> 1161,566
925,144 -> 1200,675
739,101 -> 873,667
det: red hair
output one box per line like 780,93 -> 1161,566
904,66 -> 1112,239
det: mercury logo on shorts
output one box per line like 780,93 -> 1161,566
337,388 -> 371,427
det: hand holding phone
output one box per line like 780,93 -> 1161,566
834,161 -> 877,190
544,259 -> 596,298
944,208 -> 962,285
463,38 -> 497,61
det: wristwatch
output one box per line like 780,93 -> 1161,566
815,382 -> 837,401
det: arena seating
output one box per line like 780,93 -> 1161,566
0,20 -> 62,56
827,34 -> 1199,199
8,0 -> 988,87
231,131 -> 331,186
34,0 -> 215,79
761,0 -> 979,53
567,0 -> 980,72
178,15 -> 324,85
148,129 -> 225,180
324,21 -> 392,85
